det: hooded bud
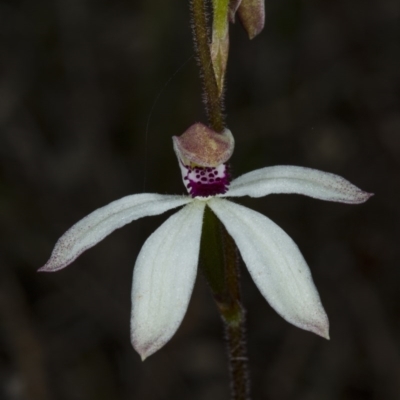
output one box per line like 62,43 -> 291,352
237,0 -> 265,39
173,123 -> 234,167
228,0 -> 243,22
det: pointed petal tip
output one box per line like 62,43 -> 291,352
37,261 -> 58,272
365,192 -> 375,200
307,314 -> 330,340
352,190 -> 374,204
313,325 -> 330,340
37,257 -> 72,273
135,348 -> 148,362
139,353 -> 148,362
133,340 -> 157,362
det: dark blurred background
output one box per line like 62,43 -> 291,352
0,0 -> 399,399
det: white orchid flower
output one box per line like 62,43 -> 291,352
40,125 -> 371,360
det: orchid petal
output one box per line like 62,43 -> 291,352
40,194 -> 191,272
131,200 -> 205,360
208,198 -> 329,339
225,165 -> 372,203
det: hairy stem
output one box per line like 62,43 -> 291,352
220,218 -> 251,400
191,0 -> 225,132
200,207 -> 251,400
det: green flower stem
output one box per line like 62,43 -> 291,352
190,0 -> 225,133
200,207 -> 251,400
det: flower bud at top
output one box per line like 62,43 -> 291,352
237,0 -> 265,39
173,123 -> 234,167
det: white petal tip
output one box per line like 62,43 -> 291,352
350,190 -> 374,204
38,262 -> 58,272
312,325 -> 330,340
133,341 -> 158,362
305,315 -> 330,340
364,192 -> 374,201
37,257 -> 72,272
